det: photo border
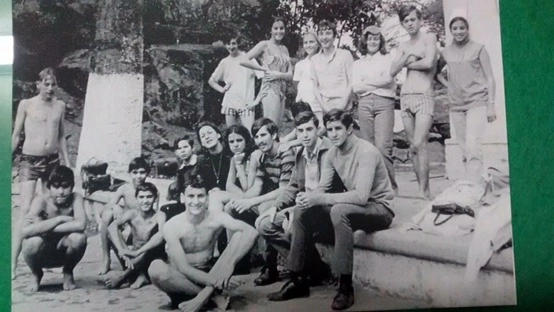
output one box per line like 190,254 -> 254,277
2,0 -> 554,310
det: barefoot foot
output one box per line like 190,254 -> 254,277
63,272 -> 77,291
98,259 -> 111,275
104,272 -> 126,289
29,270 -> 44,292
130,273 -> 149,289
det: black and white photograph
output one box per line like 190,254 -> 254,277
10,0 -> 514,311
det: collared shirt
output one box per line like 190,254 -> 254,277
352,52 -> 396,99
311,48 -> 354,100
179,154 -> 198,170
302,138 -> 323,192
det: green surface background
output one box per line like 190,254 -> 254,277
1,0 -> 554,311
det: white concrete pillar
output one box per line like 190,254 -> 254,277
76,74 -> 144,177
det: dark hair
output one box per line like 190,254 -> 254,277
174,135 -> 195,150
135,182 -> 159,199
226,124 -> 254,162
295,110 -> 319,128
222,33 -> 240,45
128,157 -> 151,174
166,181 -> 181,202
195,120 -> 222,149
272,16 -> 287,30
47,165 -> 75,189
317,20 -> 338,38
182,174 -> 208,194
449,16 -> 469,31
358,31 -> 388,56
398,5 -> 422,22
290,101 -> 313,118
38,67 -> 58,85
251,117 -> 279,138
323,109 -> 358,130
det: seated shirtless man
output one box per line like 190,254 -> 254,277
98,157 -> 152,275
21,165 -> 87,292
104,182 -> 166,289
148,174 -> 258,311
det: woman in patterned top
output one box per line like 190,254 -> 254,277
240,16 -> 292,127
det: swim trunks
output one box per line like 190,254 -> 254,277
19,153 -> 60,182
400,93 -> 435,118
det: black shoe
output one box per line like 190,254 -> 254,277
331,286 -> 355,310
267,279 -> 310,301
308,263 -> 333,286
254,267 -> 279,286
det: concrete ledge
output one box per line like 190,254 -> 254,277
316,228 -> 515,307
352,228 -> 513,273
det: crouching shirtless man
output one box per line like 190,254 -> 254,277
104,182 -> 166,289
21,165 -> 87,292
148,174 -> 258,311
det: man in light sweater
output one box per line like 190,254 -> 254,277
271,109 -> 395,310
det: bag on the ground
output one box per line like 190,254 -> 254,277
81,157 -> 111,196
431,203 -> 475,226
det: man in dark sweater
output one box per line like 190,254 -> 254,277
266,109 -> 395,311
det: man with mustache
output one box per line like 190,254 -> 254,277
12,67 -> 72,280
257,110 -> 345,290
390,5 -> 438,200
225,117 -> 295,285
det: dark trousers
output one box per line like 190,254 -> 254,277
287,202 -> 394,275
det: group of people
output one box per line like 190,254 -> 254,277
11,4 -> 498,312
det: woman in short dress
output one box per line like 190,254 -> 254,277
241,16 -> 292,127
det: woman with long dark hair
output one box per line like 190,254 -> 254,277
240,16 -> 292,127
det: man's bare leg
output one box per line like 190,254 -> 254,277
412,114 -> 434,199
12,180 -> 38,280
179,231 -> 256,312
61,233 -> 87,290
148,260 -> 204,305
98,208 -> 114,275
105,253 -> 146,289
21,236 -> 46,292
209,191 -> 233,213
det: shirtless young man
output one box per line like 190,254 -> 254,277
98,157 -> 152,275
12,67 -> 72,279
148,174 -> 258,311
21,165 -> 87,292
104,182 -> 165,289
390,5 -> 438,200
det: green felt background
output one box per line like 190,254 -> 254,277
1,0 -> 553,311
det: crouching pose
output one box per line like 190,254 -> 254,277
148,175 -> 258,311
104,182 -> 166,289
21,165 -> 87,292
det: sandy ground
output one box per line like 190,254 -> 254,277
11,167 -> 451,312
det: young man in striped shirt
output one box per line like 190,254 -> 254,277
224,117 -> 295,285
